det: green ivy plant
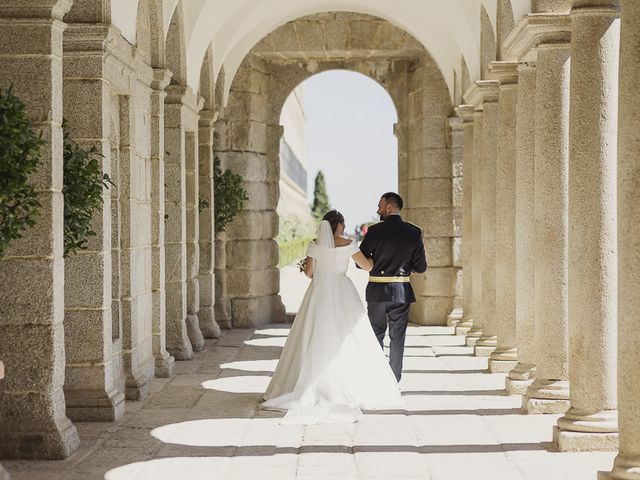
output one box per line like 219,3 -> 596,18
62,122 -> 113,257
213,156 -> 248,234
0,86 -> 44,257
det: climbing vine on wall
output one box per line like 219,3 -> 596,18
0,86 -> 44,257
62,122 -> 114,257
213,156 -> 248,234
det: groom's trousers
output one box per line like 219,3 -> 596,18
367,301 -> 411,382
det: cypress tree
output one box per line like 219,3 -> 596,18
311,170 -> 331,220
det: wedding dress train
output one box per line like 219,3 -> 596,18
261,222 -> 403,425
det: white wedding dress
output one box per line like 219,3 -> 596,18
261,221 -> 403,425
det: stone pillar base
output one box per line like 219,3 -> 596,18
523,378 -> 570,414
489,347 -> 517,372
65,388 -> 125,422
0,419 -> 79,460
474,343 -> 497,357
198,308 -> 221,339
553,426 -> 618,452
447,308 -> 463,327
489,359 -> 518,373
523,396 -> 571,414
231,295 -> 286,328
506,377 -> 533,395
125,372 -> 151,402
455,325 -> 471,336
155,354 -> 176,378
598,456 -> 640,480
186,313 -> 205,352
465,328 -> 482,346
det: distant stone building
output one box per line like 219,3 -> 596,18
277,86 -> 312,224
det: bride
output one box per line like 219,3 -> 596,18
261,210 -> 403,425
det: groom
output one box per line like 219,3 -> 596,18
359,192 -> 427,382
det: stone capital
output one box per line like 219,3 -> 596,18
152,68 -> 173,92
503,13 -> 571,62
455,104 -> 475,122
166,84 -> 202,116
571,0 -> 619,9
63,24 -> 112,52
0,0 -> 73,21
463,80 -> 499,110
489,61 -> 520,85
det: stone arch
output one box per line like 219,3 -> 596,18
135,0 -> 165,68
480,5 -> 497,79
215,12 -> 454,327
165,0 -> 187,85
496,0 -> 515,60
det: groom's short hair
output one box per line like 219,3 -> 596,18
381,192 -> 404,210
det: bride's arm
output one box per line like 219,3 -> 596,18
352,251 -> 373,272
303,256 -> 315,278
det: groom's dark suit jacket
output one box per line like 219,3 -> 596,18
359,215 -> 428,303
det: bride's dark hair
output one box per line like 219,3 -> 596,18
322,210 -> 345,234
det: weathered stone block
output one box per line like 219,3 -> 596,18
244,181 -> 278,211
424,237 -> 452,267
222,152 -> 269,181
453,177 -> 463,208
230,120 -> 268,153
410,148 -> 451,179
65,252 -> 110,308
324,20 -> 349,52
226,239 -> 278,269
231,294 -> 286,327
164,243 -> 185,283
349,21 -> 380,50
410,296 -> 452,326
421,267 -> 453,297
267,22 -> 300,52
64,309 -> 110,365
407,208 -> 454,237
294,21 -> 325,52
226,268 -> 279,298
452,237 -> 463,266
0,257 -> 63,327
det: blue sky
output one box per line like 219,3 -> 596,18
303,70 -> 398,232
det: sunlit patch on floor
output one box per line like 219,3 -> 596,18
220,360 -> 279,372
201,375 -> 271,393
253,328 -> 291,337
151,418 -> 304,447
245,337 -> 287,347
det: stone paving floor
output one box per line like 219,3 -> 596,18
4,325 -> 617,480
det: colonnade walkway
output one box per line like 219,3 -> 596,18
4,326 -> 616,480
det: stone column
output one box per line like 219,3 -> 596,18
164,85 -> 194,360
465,110 -> 484,346
506,61 -> 538,395
523,36 -> 572,415
555,0 -> 620,451
488,62 -> 519,373
0,0 -> 80,459
0,362 -> 11,477
600,0 -> 640,476
185,123 -> 205,352
454,105 -> 475,336
471,81 -> 500,358
447,116 -> 465,327
198,110 -> 221,339
61,22 -> 125,421
150,68 -> 176,377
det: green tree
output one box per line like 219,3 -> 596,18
311,170 -> 331,220
62,122 -> 113,257
0,86 -> 44,257
213,156 -> 248,234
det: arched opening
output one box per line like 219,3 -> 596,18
213,11 -> 454,329
277,70 -> 399,315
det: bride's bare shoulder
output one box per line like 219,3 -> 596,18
335,237 -> 353,247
